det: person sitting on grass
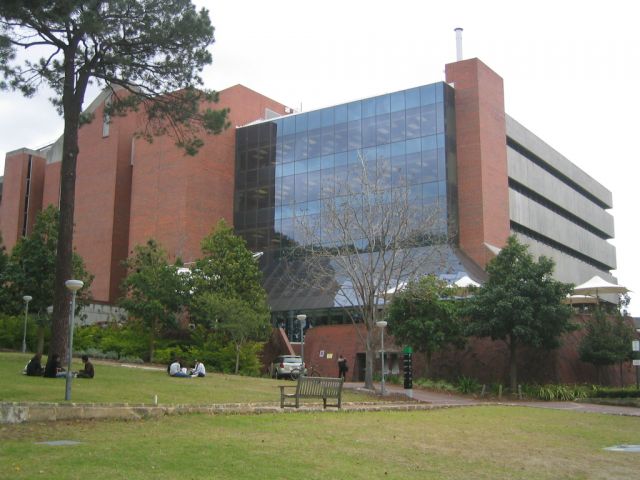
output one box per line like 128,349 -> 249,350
190,360 -> 206,378
43,353 -> 66,378
76,354 -> 95,378
25,353 -> 44,376
169,358 -> 190,378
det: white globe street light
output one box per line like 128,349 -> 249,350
22,295 -> 32,353
64,279 -> 83,401
376,320 -> 388,396
296,314 -> 307,373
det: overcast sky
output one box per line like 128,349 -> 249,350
1,0 -> 638,314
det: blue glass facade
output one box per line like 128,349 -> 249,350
234,82 -> 460,320
236,82 -> 457,252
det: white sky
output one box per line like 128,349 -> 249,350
1,0 -> 638,315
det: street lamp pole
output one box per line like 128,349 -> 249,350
376,320 -> 387,396
296,314 -> 307,373
64,280 -> 83,401
22,295 -> 32,353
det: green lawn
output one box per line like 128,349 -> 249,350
3,353 -> 640,478
2,406 -> 639,479
0,352 -> 372,405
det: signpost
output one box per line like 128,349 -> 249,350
633,340 -> 640,390
403,346 -> 413,398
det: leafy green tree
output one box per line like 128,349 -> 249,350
119,239 -> 187,362
1,0 -> 229,360
0,206 -> 93,354
464,236 -> 574,391
190,294 -> 270,374
579,308 -> 635,384
387,275 -> 464,378
188,220 -> 270,373
191,220 -> 267,304
0,233 -> 10,308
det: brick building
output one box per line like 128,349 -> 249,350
0,57 -> 619,382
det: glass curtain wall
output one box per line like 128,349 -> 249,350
235,82 -> 458,320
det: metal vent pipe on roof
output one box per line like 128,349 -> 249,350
455,27 -> 463,61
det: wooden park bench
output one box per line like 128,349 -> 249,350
279,376 -> 344,409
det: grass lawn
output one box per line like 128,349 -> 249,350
1,406 -> 639,479
0,352 -> 373,405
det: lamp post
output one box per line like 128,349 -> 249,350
376,320 -> 387,396
634,332 -> 640,390
296,314 -> 307,373
64,279 -> 83,401
21,295 -> 32,353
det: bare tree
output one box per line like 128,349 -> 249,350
289,152 -> 449,390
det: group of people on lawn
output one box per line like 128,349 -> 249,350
24,353 -> 94,378
167,358 -> 206,378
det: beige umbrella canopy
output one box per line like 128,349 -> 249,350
572,276 -> 629,296
454,275 -> 481,288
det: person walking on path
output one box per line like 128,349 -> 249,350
337,355 -> 348,380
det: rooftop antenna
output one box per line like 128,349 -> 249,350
454,27 -> 463,61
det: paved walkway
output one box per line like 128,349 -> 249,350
345,382 -> 640,416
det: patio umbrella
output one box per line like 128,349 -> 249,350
454,275 -> 481,288
379,281 -> 408,300
573,276 -> 629,295
572,275 -> 629,303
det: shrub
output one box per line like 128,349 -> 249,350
74,322 -> 149,360
0,314 -> 39,351
592,388 -> 640,399
521,384 -> 592,401
414,378 -> 457,392
457,375 -> 481,394
386,374 -> 402,385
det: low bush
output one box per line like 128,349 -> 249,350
457,375 -> 481,394
414,377 -> 457,392
0,314 -> 41,351
592,388 -> 640,398
386,374 -> 402,385
520,384 -> 593,401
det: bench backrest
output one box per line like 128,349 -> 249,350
296,376 -> 343,397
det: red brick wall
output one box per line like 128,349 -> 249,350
128,85 -> 288,265
74,96 -> 140,303
445,59 -> 510,267
302,324 -> 367,381
0,151 -> 46,251
429,314 -> 636,387
281,315 -> 634,387
42,161 -> 61,210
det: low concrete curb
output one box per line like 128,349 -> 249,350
0,400 -> 479,425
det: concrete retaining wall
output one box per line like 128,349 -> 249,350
0,401 -> 460,425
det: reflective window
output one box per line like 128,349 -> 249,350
308,128 -> 322,158
308,110 -> 322,130
295,113 -> 307,133
334,122 -> 348,153
390,91 -> 405,112
362,116 -> 376,148
390,110 -> 405,142
362,98 -> 376,118
235,81 -> 456,257
376,114 -> 390,145
348,101 -> 361,121
376,95 -> 390,115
